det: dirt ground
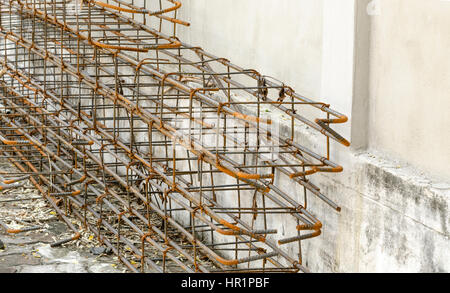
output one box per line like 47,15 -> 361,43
0,160 -> 125,273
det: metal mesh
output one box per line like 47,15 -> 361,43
0,0 -> 350,273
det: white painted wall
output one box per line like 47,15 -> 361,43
368,0 -> 450,181
178,0 -> 324,99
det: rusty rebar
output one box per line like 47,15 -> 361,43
0,0 -> 350,273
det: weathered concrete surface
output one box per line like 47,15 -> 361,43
271,123 -> 450,272
299,149 -> 449,273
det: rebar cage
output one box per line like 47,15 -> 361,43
0,0 -> 350,273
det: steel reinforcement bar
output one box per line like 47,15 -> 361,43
0,0 -> 350,273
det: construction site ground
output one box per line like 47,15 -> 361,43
0,160 -> 125,273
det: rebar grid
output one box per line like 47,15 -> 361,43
0,0 -> 350,273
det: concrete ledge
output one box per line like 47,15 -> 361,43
302,150 -> 449,272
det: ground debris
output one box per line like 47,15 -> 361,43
0,161 -> 124,273
90,247 -> 113,256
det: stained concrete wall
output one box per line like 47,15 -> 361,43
175,0 -> 450,272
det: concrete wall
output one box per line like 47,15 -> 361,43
368,0 -> 450,181
178,0 -> 324,99
175,0 -> 450,272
